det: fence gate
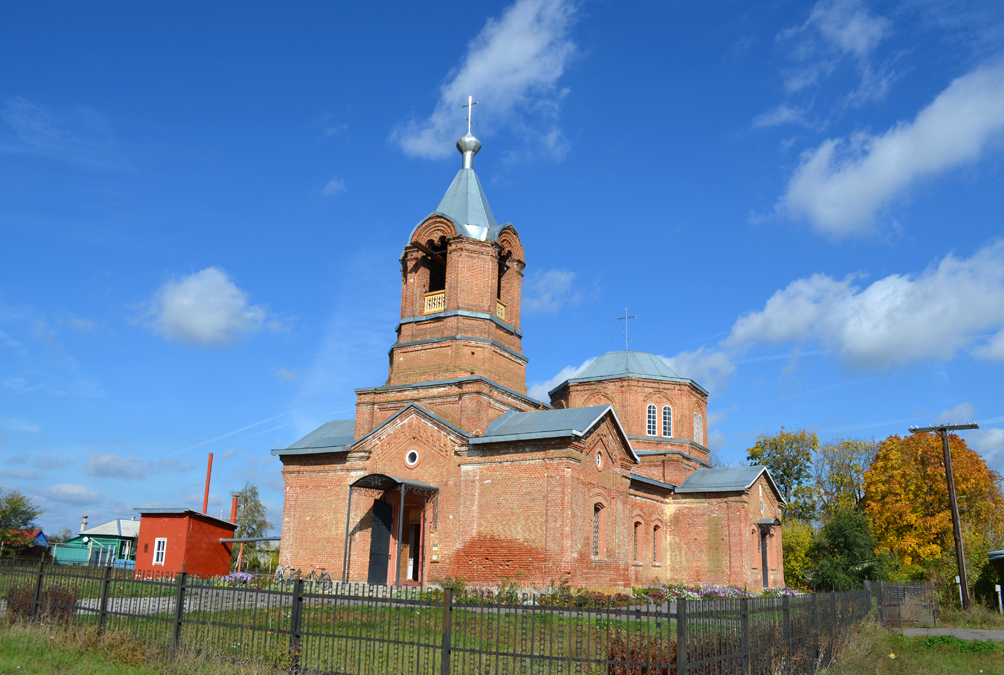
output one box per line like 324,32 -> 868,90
875,582 -> 936,629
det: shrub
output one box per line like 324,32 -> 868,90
5,582 -> 78,623
607,628 -> 673,675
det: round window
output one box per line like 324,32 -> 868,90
405,450 -> 419,467
595,452 -> 603,470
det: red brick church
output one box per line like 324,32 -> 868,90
274,131 -> 785,589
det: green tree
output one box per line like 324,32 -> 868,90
781,519 -> 815,590
815,439 -> 876,520
810,508 -> 888,591
746,427 -> 817,520
0,488 -> 44,534
231,482 -> 273,567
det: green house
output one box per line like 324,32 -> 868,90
52,518 -> 139,567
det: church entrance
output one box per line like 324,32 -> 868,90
367,499 -> 393,585
343,474 -> 439,586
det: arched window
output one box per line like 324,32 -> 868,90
653,525 -> 661,563
592,503 -> 604,557
633,521 -> 640,562
646,405 -> 657,436
426,238 -> 447,293
661,406 -> 672,438
694,413 -> 703,444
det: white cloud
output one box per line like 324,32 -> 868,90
973,327 -> 1004,360
527,357 -> 595,402
143,267 -> 268,346
804,0 -> 889,59
322,177 -> 345,196
726,239 -> 1004,368
391,0 -> 577,160
660,348 -> 737,395
45,483 -> 103,504
1,469 -> 37,480
781,59 -> 1004,237
274,368 -> 300,383
83,451 -> 150,480
753,104 -> 813,129
0,417 -> 40,432
523,268 -> 580,313
936,402 -> 976,424
967,428 -> 1004,470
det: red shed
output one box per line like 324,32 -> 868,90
134,508 -> 237,577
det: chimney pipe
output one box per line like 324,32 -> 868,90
230,494 -> 239,524
202,453 -> 213,514
79,515 -> 88,533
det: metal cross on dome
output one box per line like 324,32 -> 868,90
463,95 -> 478,134
617,308 -> 637,351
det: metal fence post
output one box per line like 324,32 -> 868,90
676,598 -> 687,675
98,565 -> 113,633
289,578 -> 304,673
172,571 -> 187,647
782,595 -> 791,675
741,597 -> 750,675
440,588 -> 453,675
863,580 -> 871,614
30,561 -> 45,621
831,592 -> 838,657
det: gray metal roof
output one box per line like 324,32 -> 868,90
471,405 -> 639,462
412,167 -> 499,241
676,466 -> 783,500
548,350 -> 708,396
989,549 -> 1003,561
271,419 -> 355,456
79,519 -> 140,539
350,474 -> 438,492
628,472 -> 677,491
352,403 -> 469,449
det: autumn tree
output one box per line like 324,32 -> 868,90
747,427 -> 817,521
815,439 -> 876,520
863,433 -> 1004,581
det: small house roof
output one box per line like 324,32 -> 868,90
133,508 -> 236,530
80,518 -> 140,539
676,466 -> 784,502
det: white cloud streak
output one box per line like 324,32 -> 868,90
322,177 -> 345,196
0,418 -> 40,433
527,357 -> 595,402
142,267 -> 269,346
659,348 -> 736,395
781,59 -> 1004,237
936,402 -> 976,424
726,239 -> 1004,368
391,0 -> 577,160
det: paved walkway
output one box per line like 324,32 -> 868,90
903,628 -> 1004,642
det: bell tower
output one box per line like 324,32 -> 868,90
354,124 -> 541,437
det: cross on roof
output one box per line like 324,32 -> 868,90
617,308 -> 637,351
463,95 -> 478,135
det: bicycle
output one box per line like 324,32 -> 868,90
305,566 -> 333,592
273,565 -> 301,584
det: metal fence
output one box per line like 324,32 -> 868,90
873,581 -> 936,630
0,560 -> 872,674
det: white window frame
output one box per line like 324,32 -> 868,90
646,404 -> 657,436
153,537 -> 167,566
661,406 -> 672,438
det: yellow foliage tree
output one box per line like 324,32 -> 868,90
863,433 -> 1004,574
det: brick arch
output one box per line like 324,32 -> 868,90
583,393 -> 615,408
412,216 -> 458,247
496,226 -> 524,263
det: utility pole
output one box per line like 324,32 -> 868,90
909,422 -> 979,610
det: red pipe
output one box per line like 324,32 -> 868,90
230,494 -> 239,524
202,453 -> 213,514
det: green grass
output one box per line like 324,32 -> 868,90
0,622 -> 280,675
822,619 -> 1004,675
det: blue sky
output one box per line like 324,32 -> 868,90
2,0 -> 1004,535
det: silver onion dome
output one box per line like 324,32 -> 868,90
457,133 -> 481,169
